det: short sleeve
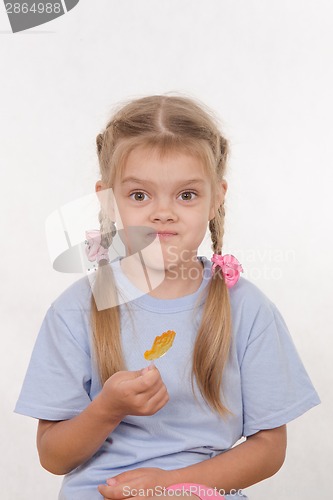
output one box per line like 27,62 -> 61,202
14,304 -> 92,421
241,303 -> 320,437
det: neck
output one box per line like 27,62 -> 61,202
119,255 -> 204,299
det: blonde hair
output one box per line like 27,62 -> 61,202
91,94 -> 232,416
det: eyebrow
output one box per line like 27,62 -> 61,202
121,177 -> 206,186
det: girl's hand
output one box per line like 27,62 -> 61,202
98,467 -> 176,500
99,365 -> 169,421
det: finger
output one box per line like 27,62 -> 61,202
145,386 -> 169,413
132,367 -> 165,394
98,483 -> 122,500
119,366 -> 160,392
121,371 -> 163,399
97,483 -> 111,499
106,471 -> 140,484
98,481 -> 139,500
103,474 -> 142,498
122,369 -> 147,381
133,385 -> 169,415
116,370 -> 160,401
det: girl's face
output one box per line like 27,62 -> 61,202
104,146 -> 225,272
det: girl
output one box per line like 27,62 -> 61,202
15,95 -> 320,500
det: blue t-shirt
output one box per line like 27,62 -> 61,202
14,256 -> 320,500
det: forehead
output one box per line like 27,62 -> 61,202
119,146 -> 210,184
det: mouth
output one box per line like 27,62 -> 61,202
151,231 -> 178,239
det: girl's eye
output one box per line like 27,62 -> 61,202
129,191 -> 148,202
179,191 -> 197,201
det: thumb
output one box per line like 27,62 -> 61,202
141,364 -> 155,375
125,365 -> 153,380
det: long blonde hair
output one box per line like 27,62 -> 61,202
90,94 -> 232,416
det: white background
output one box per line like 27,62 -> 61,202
1,0 -> 332,498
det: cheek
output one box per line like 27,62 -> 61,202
115,207 -> 148,233
186,218 -> 209,243
190,204 -> 212,223
113,200 -> 133,225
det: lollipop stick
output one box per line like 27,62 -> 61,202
150,360 -> 155,368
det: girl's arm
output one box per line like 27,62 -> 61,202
171,424 -> 287,491
37,366 -> 168,475
37,394 -> 121,475
98,425 -> 287,498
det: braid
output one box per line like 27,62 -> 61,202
193,131 -> 230,415
96,133 -> 104,155
209,219 -> 219,254
218,134 -> 228,171
98,210 -> 116,255
209,202 -> 225,255
90,210 -> 122,382
96,124 -> 118,259
208,133 -> 228,254
96,122 -> 118,185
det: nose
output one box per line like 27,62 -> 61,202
150,197 -> 178,223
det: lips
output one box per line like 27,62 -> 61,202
150,231 -> 178,238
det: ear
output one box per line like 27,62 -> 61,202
95,180 -> 104,192
95,180 -> 116,221
209,180 -> 227,221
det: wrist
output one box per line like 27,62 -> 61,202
165,468 -> 183,486
92,392 -> 124,427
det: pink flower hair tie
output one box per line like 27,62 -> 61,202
85,229 -> 110,264
211,253 -> 243,288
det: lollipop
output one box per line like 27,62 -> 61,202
144,330 -> 176,361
